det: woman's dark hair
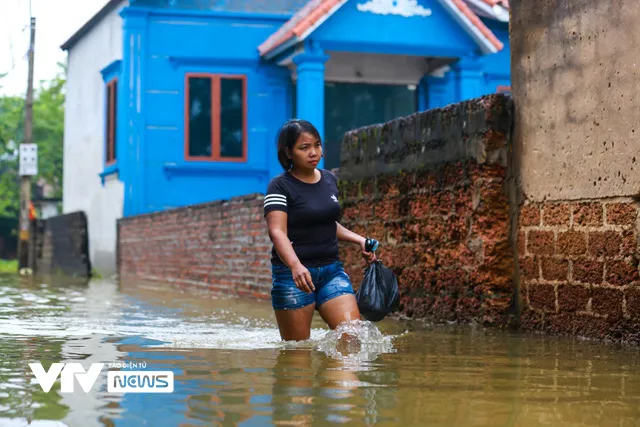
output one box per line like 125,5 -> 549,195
276,119 -> 322,171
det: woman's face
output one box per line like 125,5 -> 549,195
289,132 -> 323,170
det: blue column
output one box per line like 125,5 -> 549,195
452,55 -> 486,102
293,47 -> 328,169
417,75 -> 429,111
120,7 -> 147,217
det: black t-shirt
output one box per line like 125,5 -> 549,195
263,169 -> 341,268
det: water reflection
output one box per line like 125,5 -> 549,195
0,273 -> 639,426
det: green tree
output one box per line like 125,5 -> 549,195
33,66 -> 65,198
0,94 -> 22,218
0,64 -> 65,219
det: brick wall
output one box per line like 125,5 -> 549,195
519,199 -> 640,341
116,95 -> 516,327
115,91 -> 640,341
117,194 -> 273,299
337,94 -> 516,326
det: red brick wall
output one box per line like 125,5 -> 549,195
519,199 -> 640,341
116,91 -> 640,341
338,162 -> 513,325
117,194 -> 272,299
337,94 -> 516,326
117,95 -> 516,327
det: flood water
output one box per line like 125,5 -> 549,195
0,274 -> 639,427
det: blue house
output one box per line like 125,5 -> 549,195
61,0 -> 510,274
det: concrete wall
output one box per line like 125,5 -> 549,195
62,4 -> 127,276
33,212 -> 91,278
511,0 -> 640,201
0,217 -> 18,260
511,0 -> 640,342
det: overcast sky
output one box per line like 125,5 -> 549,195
0,0 -> 107,97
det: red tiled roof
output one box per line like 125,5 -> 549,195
258,0 -> 503,58
258,0 -> 345,57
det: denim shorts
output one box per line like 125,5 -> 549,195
271,261 -> 355,310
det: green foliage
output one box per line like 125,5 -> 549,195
0,95 -> 22,219
0,63 -> 65,219
0,259 -> 17,273
33,68 -> 65,198
91,268 -> 103,279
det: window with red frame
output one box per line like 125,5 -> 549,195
185,74 -> 247,162
105,78 -> 117,164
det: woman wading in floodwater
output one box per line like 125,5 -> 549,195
264,119 -> 377,341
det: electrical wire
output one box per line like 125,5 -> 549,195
1,0 -> 29,77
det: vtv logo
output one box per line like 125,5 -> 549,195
29,363 -> 104,393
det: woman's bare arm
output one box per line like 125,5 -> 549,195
336,222 -> 376,262
336,222 -> 365,246
266,211 -> 314,292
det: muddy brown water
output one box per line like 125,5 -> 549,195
0,274 -> 639,426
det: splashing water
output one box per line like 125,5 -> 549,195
312,319 -> 398,364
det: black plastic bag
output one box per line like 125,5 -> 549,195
355,261 -> 400,322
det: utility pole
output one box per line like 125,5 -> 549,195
17,16 -> 36,272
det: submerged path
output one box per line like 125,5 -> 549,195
0,274 -> 638,426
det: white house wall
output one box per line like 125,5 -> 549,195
63,3 -> 127,276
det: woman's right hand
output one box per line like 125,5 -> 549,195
291,262 -> 315,293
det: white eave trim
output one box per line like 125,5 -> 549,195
465,0 -> 509,22
492,4 -> 510,22
436,0 -> 499,54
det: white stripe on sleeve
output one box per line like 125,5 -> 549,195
264,194 -> 287,208
264,200 -> 287,207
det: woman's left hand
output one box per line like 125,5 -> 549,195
360,238 -> 377,263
